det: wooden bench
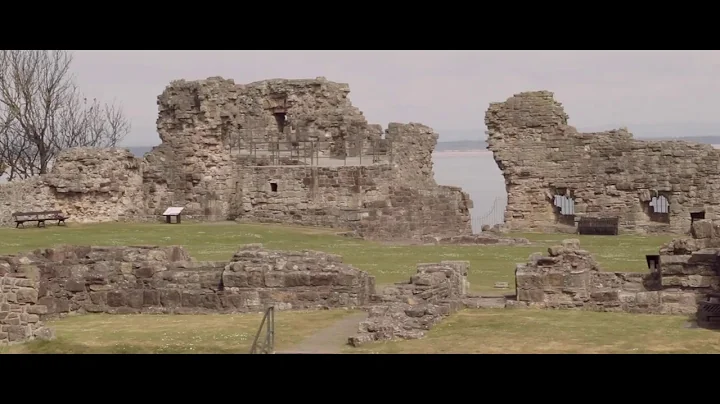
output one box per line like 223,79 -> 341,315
577,216 -> 619,235
12,210 -> 69,228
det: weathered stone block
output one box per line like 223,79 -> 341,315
617,292 -> 637,304
181,292 -> 220,309
6,325 -> 29,341
264,272 -> 285,288
64,279 -> 86,293
517,289 -> 545,302
27,305 -> 48,315
546,272 -> 565,287
143,290 -> 160,306
14,279 -> 35,288
590,290 -> 619,302
685,275 -> 717,288
159,289 -> 182,308
411,272 -> 447,286
563,271 -> 590,288
89,291 -> 107,305
636,292 -> 661,306
14,287 -> 37,304
659,255 -> 690,275
16,265 -> 40,281
516,272 -> 543,289
688,249 -> 720,264
660,291 -> 697,306
33,327 -> 55,341
126,290 -> 144,309
106,291 -> 127,307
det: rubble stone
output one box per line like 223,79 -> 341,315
348,260 -> 493,346
514,236 -> 720,315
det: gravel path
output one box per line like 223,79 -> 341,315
277,311 -> 368,354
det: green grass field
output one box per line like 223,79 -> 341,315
1,310 -> 357,354
346,309 -> 720,354
0,221 -> 698,354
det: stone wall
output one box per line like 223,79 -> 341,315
349,260 -> 471,345
143,76 -> 383,219
143,78 -> 472,238
1,276 -> 55,345
232,165 -> 394,226
0,77 -> 472,241
486,90 -> 720,234
0,244 -> 375,317
0,148 -> 145,226
514,229 -> 720,315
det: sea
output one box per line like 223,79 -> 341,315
431,151 -> 507,232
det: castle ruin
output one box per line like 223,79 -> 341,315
487,91 -> 720,234
0,77 -> 472,240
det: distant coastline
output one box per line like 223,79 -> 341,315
124,138 -> 720,159
433,150 -> 491,157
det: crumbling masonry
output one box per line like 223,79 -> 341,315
0,242 -> 496,346
513,219 -> 720,314
0,77 -> 472,241
487,91 -> 720,234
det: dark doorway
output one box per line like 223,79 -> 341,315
274,112 -> 287,133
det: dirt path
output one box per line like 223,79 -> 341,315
277,311 -> 368,354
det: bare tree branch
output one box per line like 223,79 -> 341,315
0,50 -> 131,180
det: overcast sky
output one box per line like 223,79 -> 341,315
70,50 -> 720,146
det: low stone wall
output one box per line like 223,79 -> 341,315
421,233 -> 530,246
349,261 -> 472,345
1,276 -> 55,345
1,244 -> 375,319
514,231 -> 720,315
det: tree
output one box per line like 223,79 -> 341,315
0,50 -> 131,180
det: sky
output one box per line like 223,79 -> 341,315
69,50 -> 720,146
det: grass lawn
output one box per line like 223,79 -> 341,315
346,309 -> 720,354
0,221 -> 675,293
1,309 -> 357,354
0,222 -> 703,354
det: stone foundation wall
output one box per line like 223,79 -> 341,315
1,244 -> 375,317
0,276 -> 55,345
514,231 -> 720,315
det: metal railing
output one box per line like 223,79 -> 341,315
471,196 -> 507,233
249,305 -> 275,354
232,139 -> 393,167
